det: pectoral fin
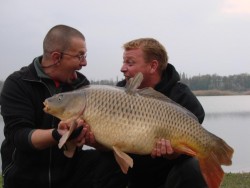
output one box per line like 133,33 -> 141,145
113,146 -> 133,174
58,120 -> 78,149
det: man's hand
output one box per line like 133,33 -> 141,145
57,119 -> 95,147
57,119 -> 109,150
71,119 -> 88,147
151,139 -> 180,160
82,123 -> 110,150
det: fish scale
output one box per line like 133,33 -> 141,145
81,86 -> 206,155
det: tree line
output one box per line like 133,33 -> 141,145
90,73 -> 250,92
0,73 -> 250,92
180,73 -> 250,91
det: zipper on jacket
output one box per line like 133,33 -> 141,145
24,78 -> 54,188
23,76 -> 87,188
2,148 -> 16,187
39,79 -> 54,188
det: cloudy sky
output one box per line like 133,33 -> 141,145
0,0 -> 249,81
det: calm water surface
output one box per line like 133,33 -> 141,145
0,95 -> 249,173
198,95 -> 250,173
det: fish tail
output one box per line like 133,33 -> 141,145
199,154 -> 224,188
211,135 -> 234,166
198,134 -> 234,188
207,133 -> 234,166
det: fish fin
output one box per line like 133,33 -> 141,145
125,72 -> 143,94
174,144 -> 197,156
138,88 -> 199,121
138,87 -> 172,101
58,105 -> 86,149
113,146 -> 133,174
174,142 -> 226,187
209,133 -> 234,165
198,134 -> 233,188
63,141 -> 77,158
58,120 -> 78,149
198,153 -> 224,188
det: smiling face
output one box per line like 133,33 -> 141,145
121,48 -> 153,88
120,38 -> 169,88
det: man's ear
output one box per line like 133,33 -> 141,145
149,60 -> 159,73
51,52 -> 62,64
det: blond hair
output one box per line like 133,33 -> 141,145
123,38 -> 168,73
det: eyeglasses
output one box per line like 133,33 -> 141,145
61,52 -> 87,62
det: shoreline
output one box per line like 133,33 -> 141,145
192,90 -> 250,96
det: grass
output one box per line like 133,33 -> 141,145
220,173 -> 250,188
0,173 -> 249,188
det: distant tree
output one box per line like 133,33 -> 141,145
1,73 -> 249,92
180,73 -> 250,91
90,79 -> 117,86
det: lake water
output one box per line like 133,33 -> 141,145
198,95 -> 250,173
0,95 -> 250,173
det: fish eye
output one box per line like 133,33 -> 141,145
58,94 -> 63,101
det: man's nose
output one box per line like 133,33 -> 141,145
80,60 -> 87,66
120,64 -> 127,72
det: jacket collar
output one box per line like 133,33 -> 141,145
154,63 -> 180,94
22,56 -> 90,90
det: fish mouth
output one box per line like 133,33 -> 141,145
43,101 -> 50,112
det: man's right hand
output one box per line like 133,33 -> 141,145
151,139 -> 180,160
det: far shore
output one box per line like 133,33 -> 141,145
193,90 -> 250,96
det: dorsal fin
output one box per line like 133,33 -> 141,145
138,87 -> 172,102
123,72 -> 198,121
137,87 -> 199,122
125,72 -> 143,94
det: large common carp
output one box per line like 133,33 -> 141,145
43,73 -> 234,188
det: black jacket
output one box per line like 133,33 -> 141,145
1,57 -> 89,187
116,63 -> 205,186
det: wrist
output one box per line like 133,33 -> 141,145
52,129 -> 62,142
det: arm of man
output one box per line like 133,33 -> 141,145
31,119 -> 90,149
31,129 -> 57,149
31,120 -> 96,151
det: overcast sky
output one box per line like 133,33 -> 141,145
0,0 -> 249,81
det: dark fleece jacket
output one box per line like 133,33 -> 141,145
0,56 -> 89,187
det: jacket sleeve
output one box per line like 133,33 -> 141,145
1,74 -> 37,151
169,82 -> 205,124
